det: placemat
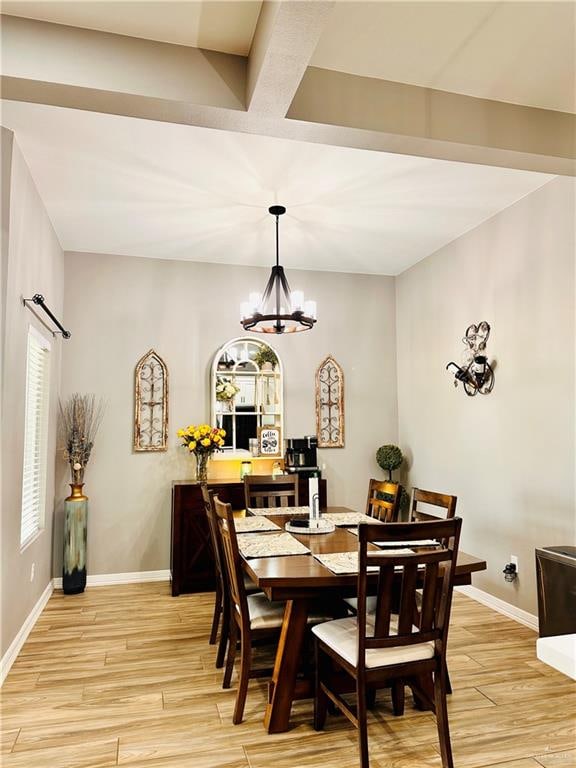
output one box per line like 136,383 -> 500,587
347,531 -> 439,547
322,512 -> 384,527
238,531 -> 311,559
247,506 -> 310,517
313,549 -> 414,575
234,517 -> 281,534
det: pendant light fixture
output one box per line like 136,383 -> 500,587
240,205 -> 317,334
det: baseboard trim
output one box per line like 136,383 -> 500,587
1,581 -> 53,686
52,569 -> 170,589
457,585 -> 538,631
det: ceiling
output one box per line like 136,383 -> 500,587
311,1 -> 576,114
1,100 -> 554,275
0,1 -> 262,55
2,1 -> 574,114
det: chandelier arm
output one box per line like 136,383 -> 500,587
260,267 -> 279,307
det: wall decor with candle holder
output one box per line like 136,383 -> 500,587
446,321 -> 495,397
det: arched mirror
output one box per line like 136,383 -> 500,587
211,337 -> 283,453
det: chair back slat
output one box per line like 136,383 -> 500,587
357,519 -> 462,662
365,479 -> 401,522
372,565 -> 394,638
397,562 -> 419,636
410,488 -> 457,522
244,475 -> 299,510
213,495 -> 250,631
419,561 -> 439,632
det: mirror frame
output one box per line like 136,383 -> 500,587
210,336 -> 284,454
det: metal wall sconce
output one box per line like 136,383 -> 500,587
446,321 -> 495,396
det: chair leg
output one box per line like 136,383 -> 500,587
314,643 -> 328,731
445,667 -> 452,695
434,666 -> 454,768
215,598 -> 230,669
209,581 -> 223,645
356,677 -> 370,768
391,681 -> 405,716
366,689 -> 377,709
223,618 -> 238,690
233,634 -> 252,724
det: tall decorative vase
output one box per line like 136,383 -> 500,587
63,484 -> 88,595
196,453 -> 209,483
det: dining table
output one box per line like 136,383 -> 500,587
239,505 -> 487,734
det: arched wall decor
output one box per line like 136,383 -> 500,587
315,355 -> 345,448
133,349 -> 168,452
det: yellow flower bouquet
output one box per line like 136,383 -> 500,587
177,423 -> 226,482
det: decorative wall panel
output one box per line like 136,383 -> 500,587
315,355 -> 345,448
133,349 -> 168,452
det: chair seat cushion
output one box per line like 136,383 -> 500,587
247,593 -> 285,630
243,574 -> 259,593
246,594 -> 334,631
312,615 -> 435,669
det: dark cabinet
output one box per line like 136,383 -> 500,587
170,477 -> 327,596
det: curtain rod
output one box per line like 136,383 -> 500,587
22,294 -> 71,339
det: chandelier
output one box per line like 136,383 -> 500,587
240,205 -> 317,334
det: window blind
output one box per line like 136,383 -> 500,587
20,327 -> 51,548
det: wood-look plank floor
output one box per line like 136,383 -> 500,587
1,583 -> 575,768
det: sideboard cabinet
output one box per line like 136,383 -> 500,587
170,477 -> 327,596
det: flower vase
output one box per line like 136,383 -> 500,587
196,453 -> 209,483
63,483 -> 88,595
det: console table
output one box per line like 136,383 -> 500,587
170,477 -> 328,596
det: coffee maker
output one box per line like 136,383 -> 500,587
284,436 -> 320,478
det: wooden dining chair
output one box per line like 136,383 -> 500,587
410,488 -> 457,522
244,474 -> 299,509
213,494 -> 287,723
365,479 -> 401,522
313,517 -> 462,768
201,486 -> 258,670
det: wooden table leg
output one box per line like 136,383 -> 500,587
264,598 -> 309,733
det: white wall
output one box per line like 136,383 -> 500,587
57,252 -> 398,576
1,129 -> 64,657
396,176 -> 575,615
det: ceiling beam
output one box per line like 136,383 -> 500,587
1,15 -> 246,112
288,67 -> 576,168
246,0 -> 334,116
1,14 -> 574,176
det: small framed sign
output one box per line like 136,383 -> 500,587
258,426 -> 282,457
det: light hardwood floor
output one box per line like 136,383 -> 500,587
1,583 -> 574,768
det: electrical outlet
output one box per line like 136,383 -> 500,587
30,562 -> 35,582
511,555 -> 519,573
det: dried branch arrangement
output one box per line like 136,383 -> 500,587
59,393 -> 105,485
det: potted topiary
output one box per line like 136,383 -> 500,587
376,444 -> 403,481
254,345 -> 278,372
375,443 -> 410,516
